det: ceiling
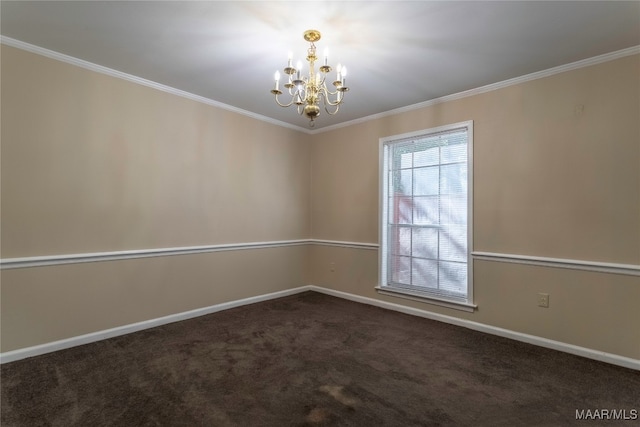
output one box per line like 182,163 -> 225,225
2,1 -> 639,132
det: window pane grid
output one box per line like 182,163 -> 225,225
383,126 -> 469,301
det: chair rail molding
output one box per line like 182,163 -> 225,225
472,251 -> 640,276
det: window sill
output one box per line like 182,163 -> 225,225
375,286 -> 477,313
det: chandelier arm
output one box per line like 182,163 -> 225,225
318,84 -> 345,106
324,102 -> 340,116
316,87 -> 328,106
323,93 -> 344,107
288,83 -> 305,96
323,98 -> 340,107
273,95 -> 298,108
324,87 -> 340,96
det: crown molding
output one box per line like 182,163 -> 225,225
2,36 -> 637,136
311,45 -> 640,134
0,36 -> 312,134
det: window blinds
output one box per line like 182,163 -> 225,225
382,127 -> 469,301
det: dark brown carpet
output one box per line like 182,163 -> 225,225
2,291 -> 639,426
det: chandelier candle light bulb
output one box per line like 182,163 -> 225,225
270,29 -> 349,127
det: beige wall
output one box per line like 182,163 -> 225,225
309,54 -> 640,359
1,46 -> 310,257
2,44 -> 639,361
1,247 -> 308,351
0,45 -> 310,351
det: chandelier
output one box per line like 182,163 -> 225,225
270,29 -> 349,127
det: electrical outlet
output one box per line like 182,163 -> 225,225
330,262 -> 335,272
538,293 -> 550,308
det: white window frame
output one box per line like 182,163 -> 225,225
377,121 -> 476,312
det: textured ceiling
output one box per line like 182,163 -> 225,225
2,1 -> 639,131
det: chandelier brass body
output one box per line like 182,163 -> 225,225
271,29 -> 349,127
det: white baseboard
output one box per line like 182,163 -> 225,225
0,286 -> 313,364
2,284 -> 638,371
307,286 -> 640,371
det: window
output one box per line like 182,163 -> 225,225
378,121 -> 475,311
